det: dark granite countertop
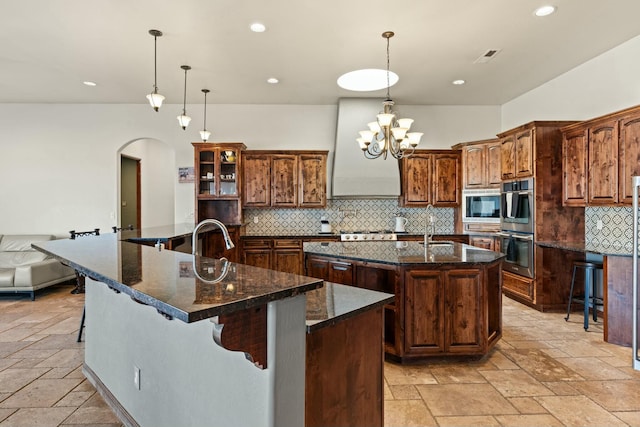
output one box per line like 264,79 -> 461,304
305,282 -> 393,333
303,241 -> 504,266
33,234 -> 323,323
536,241 -> 633,257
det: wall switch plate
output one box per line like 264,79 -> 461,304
596,220 -> 603,230
134,366 -> 141,390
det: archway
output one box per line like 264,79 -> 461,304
116,138 -> 176,228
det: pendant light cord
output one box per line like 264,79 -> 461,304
203,91 -> 207,130
153,35 -> 158,93
182,68 -> 188,114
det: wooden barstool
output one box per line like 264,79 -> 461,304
565,260 -> 604,330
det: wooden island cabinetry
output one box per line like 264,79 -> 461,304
399,150 -> 461,207
561,104 -> 640,206
241,238 -> 303,275
242,150 -> 327,208
304,242 -> 503,362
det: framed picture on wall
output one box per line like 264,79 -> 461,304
178,167 -> 195,183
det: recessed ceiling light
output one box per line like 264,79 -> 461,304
267,77 -> 279,84
337,69 -> 399,92
452,79 -> 465,85
83,81 -> 97,86
534,5 -> 556,17
250,22 -> 266,33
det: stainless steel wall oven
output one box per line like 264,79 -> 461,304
501,178 -> 534,234
496,231 -> 534,278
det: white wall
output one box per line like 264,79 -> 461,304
502,34 -> 640,129
0,102 -> 499,235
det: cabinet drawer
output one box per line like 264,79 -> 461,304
273,239 -> 302,249
502,271 -> 534,300
242,239 -> 271,249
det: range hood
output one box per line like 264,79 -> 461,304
331,98 -> 401,198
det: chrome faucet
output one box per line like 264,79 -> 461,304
192,219 -> 235,256
424,204 -> 435,246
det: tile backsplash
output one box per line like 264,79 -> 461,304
585,206 -> 634,252
244,199 -> 454,236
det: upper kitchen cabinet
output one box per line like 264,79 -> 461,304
455,139 -> 501,189
192,142 -> 246,225
400,150 -> 461,207
500,129 -> 533,179
588,118 -> 618,205
561,104 -> 640,206
242,151 -> 328,209
498,121 -> 576,182
561,125 -> 588,206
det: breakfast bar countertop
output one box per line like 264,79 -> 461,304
33,233 -> 323,323
536,240 -> 632,257
303,241 -> 504,266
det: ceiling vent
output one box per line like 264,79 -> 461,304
474,49 -> 502,64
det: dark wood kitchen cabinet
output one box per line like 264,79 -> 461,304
562,126 -> 588,206
192,142 -> 246,225
242,151 -> 327,208
561,104 -> 640,206
459,139 -> 501,189
588,118 -> 619,205
242,238 -> 303,275
305,255 -> 354,285
399,149 -> 461,207
500,129 -> 533,179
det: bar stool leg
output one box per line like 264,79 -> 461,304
77,305 -> 85,343
592,268 -> 598,322
583,267 -> 590,331
565,264 -> 577,321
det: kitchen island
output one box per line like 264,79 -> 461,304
33,233 -> 391,427
304,240 -> 504,362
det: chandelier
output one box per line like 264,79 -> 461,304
357,31 -> 423,160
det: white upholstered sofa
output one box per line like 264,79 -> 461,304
0,234 -> 75,300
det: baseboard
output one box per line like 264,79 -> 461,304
83,363 -> 140,427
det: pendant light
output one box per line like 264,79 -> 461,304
200,89 -> 211,142
146,29 -> 165,112
177,65 -> 192,130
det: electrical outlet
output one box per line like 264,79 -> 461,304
134,366 -> 141,390
596,220 -> 603,230
253,216 -> 259,224
109,212 -> 115,220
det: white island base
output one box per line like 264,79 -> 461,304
83,278 -> 307,427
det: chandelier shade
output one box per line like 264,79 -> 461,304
146,29 -> 165,112
177,65 -> 192,130
358,31 -> 423,160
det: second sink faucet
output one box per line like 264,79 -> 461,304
424,204 -> 435,246
192,219 -> 235,256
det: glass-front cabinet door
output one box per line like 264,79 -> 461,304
193,143 -> 244,199
219,149 -> 238,197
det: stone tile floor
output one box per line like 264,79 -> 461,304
1,283 -> 639,426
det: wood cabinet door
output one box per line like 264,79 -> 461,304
404,269 -> 444,354
273,249 -> 303,275
306,256 -> 330,281
562,127 -> 588,206
271,155 -> 298,207
500,135 -> 515,180
242,154 -> 271,207
619,115 -> 640,204
298,154 -> 327,208
588,120 -> 619,204
444,269 -> 482,353
463,145 -> 485,188
514,129 -> 534,178
432,152 -> 460,206
402,154 -> 432,206
486,141 -> 502,186
243,249 -> 272,270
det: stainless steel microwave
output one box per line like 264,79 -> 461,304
461,189 -> 501,223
